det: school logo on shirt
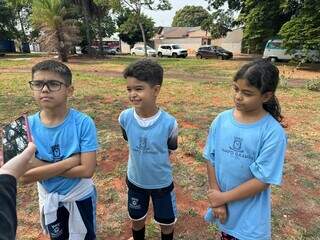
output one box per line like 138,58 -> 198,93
230,137 -> 243,152
222,137 -> 255,161
134,137 -> 151,153
51,144 -> 61,160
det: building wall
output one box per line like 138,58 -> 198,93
120,40 -> 131,54
213,28 -> 243,54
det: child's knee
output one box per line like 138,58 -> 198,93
160,224 -> 174,234
131,218 -> 146,230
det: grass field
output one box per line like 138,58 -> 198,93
0,55 -> 320,239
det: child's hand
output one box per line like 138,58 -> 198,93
213,205 -> 227,224
208,189 -> 227,208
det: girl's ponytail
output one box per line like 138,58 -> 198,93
263,95 -> 284,126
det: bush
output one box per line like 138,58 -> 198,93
305,78 -> 320,91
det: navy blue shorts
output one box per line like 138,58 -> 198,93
126,178 -> 177,225
46,193 -> 96,240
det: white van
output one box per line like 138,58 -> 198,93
262,39 -> 292,62
263,39 -> 320,62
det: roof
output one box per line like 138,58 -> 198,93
155,26 -> 206,39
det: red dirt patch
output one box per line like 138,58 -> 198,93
99,149 -> 128,172
175,184 -> 208,215
180,121 -> 200,129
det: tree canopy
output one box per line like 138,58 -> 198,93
206,0 -> 305,53
279,0 -> 320,55
172,5 -> 210,27
113,0 -> 171,55
0,0 -> 18,40
117,9 -> 155,48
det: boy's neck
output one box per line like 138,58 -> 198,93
135,106 -> 159,118
40,106 -> 69,126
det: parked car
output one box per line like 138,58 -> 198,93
157,44 -> 188,58
263,39 -> 320,62
103,46 -> 117,55
130,46 -> 156,57
196,45 -> 233,60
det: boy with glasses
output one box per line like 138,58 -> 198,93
23,60 -> 99,240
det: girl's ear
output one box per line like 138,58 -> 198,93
262,91 -> 273,103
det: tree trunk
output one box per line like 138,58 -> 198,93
81,0 -> 92,56
18,10 -> 30,53
97,14 -> 104,56
56,28 -> 68,62
138,22 -> 147,57
18,11 -> 26,41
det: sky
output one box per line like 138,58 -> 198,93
143,0 -> 210,27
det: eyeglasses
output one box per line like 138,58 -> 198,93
28,80 -> 67,92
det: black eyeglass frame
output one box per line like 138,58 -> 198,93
28,80 -> 68,92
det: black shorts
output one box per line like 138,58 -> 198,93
126,178 -> 177,225
46,193 -> 96,240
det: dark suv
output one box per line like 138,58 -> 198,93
196,45 -> 233,60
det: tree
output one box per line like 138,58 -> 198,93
279,0 -> 320,62
206,0 -> 243,12
69,0 -> 115,56
69,0 -> 97,55
6,0 -> 32,51
93,0 -> 115,54
0,0 -> 17,40
172,5 -> 210,27
201,9 -> 233,39
206,0 -> 297,53
241,0 -> 297,53
32,0 -> 80,62
117,9 -> 155,48
113,0 -> 171,56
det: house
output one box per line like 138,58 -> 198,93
153,26 -> 243,55
153,26 -> 211,55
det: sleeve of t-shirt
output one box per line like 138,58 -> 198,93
79,116 -> 99,153
0,174 -> 17,240
168,120 -> 178,151
203,119 -> 218,166
249,128 -> 287,185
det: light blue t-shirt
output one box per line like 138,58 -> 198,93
203,109 -> 287,240
119,108 -> 177,189
28,108 -> 99,195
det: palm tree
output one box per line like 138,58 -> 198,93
32,0 -> 80,62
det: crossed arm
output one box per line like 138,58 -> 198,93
21,151 -> 96,184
